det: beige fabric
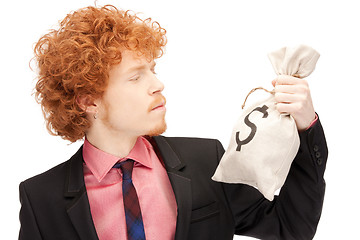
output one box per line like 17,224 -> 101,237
268,45 -> 320,78
212,45 -> 320,201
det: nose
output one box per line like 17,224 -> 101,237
149,75 -> 164,95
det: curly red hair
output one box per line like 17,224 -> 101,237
33,5 -> 167,142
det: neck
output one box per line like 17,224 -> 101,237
85,126 -> 139,158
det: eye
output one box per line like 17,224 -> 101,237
129,75 -> 140,81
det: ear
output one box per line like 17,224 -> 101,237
76,95 -> 98,114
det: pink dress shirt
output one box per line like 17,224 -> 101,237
83,137 -> 178,240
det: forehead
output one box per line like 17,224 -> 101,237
108,50 -> 155,79
115,51 -> 154,71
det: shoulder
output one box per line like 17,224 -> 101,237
159,136 -> 223,148
152,136 -> 225,162
19,161 -> 69,207
19,146 -> 82,194
20,161 -> 68,189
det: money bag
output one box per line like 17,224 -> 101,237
212,45 -> 320,201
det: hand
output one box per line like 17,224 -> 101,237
272,75 -> 316,131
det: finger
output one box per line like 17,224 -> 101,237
276,102 -> 299,114
276,81 -> 310,95
274,84 -> 298,94
274,92 -> 300,103
275,75 -> 301,85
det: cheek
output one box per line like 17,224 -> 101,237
110,94 -> 148,120
125,95 -> 147,114
102,84 -> 151,123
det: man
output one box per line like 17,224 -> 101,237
19,5 -> 327,240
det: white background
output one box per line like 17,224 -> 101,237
1,0 -> 359,239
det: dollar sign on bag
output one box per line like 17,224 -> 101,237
235,105 -> 269,151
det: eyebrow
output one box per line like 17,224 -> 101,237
126,61 -> 156,74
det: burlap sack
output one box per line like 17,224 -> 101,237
212,45 -> 320,201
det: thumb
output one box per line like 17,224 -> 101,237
271,79 -> 277,87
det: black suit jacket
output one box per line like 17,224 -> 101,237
19,120 -> 327,240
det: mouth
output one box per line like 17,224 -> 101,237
151,102 -> 166,111
149,96 -> 167,112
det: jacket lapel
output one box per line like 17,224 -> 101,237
64,146 -> 99,240
152,136 -> 192,240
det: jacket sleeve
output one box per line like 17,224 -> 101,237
19,181 -> 43,240
220,118 -> 328,240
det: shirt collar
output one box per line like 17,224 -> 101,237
83,136 -> 153,182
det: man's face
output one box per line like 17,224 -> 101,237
97,50 -> 166,138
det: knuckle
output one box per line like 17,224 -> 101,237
297,102 -> 304,112
298,85 -> 307,93
299,94 -> 307,102
302,79 -> 309,87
